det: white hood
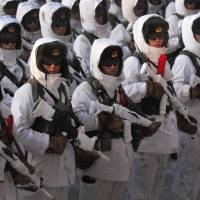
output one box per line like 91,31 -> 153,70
79,0 -> 111,36
29,37 -> 67,96
122,0 -> 138,24
0,15 -> 22,64
16,1 -> 40,24
62,0 -> 76,9
110,24 -> 131,46
175,0 -> 200,16
90,38 -> 124,97
182,13 -> 200,57
109,0 -> 124,22
133,14 -> 166,65
39,2 -> 72,43
16,1 -> 41,50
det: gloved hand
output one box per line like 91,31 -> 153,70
146,81 -> 164,98
46,135 -> 67,155
190,84 -> 200,99
142,121 -> 161,137
98,112 -> 123,132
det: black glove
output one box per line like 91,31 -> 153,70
190,84 -> 200,99
98,111 -> 123,132
146,81 -> 164,98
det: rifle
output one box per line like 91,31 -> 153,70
0,140 -> 54,199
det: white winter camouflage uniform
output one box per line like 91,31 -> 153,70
172,13 -> 200,200
72,38 -> 134,200
123,14 -> 179,200
11,37 -> 76,200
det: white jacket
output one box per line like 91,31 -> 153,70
172,13 -> 200,133
123,14 -> 179,154
11,38 -> 75,187
72,38 -> 133,181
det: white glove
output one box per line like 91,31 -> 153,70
77,126 -> 110,162
89,101 -> 113,115
32,98 -> 55,121
113,104 -> 152,127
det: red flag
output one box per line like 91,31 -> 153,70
5,115 -> 13,141
157,54 -> 167,76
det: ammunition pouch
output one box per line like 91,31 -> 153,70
176,111 -> 197,135
139,96 -> 161,115
31,117 -> 56,136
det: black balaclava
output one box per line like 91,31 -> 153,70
0,23 -> 21,49
143,16 -> 169,47
51,7 -> 71,35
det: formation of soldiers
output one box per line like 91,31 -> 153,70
0,0 -> 200,200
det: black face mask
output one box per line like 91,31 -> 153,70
95,1 -> 108,25
134,0 -> 148,17
3,1 -> 19,16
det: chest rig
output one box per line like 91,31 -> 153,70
30,77 -> 79,139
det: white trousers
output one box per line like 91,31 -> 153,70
79,177 -> 127,200
126,152 -> 169,200
0,172 -> 16,200
172,132 -> 200,200
17,186 -> 69,200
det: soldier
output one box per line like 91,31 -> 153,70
73,0 -> 112,77
0,15 -> 30,108
0,0 -> 19,16
62,0 -> 82,39
16,1 -> 41,62
72,38 -> 160,200
123,14 -> 179,200
11,38 -> 76,200
172,13 -> 200,200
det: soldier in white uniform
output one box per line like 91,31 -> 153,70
72,38 -> 161,200
11,38 -> 76,200
61,0 -> 82,39
123,14 -> 179,200
172,13 -> 200,200
16,1 -> 42,62
73,0 -> 112,77
0,15 -> 30,108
